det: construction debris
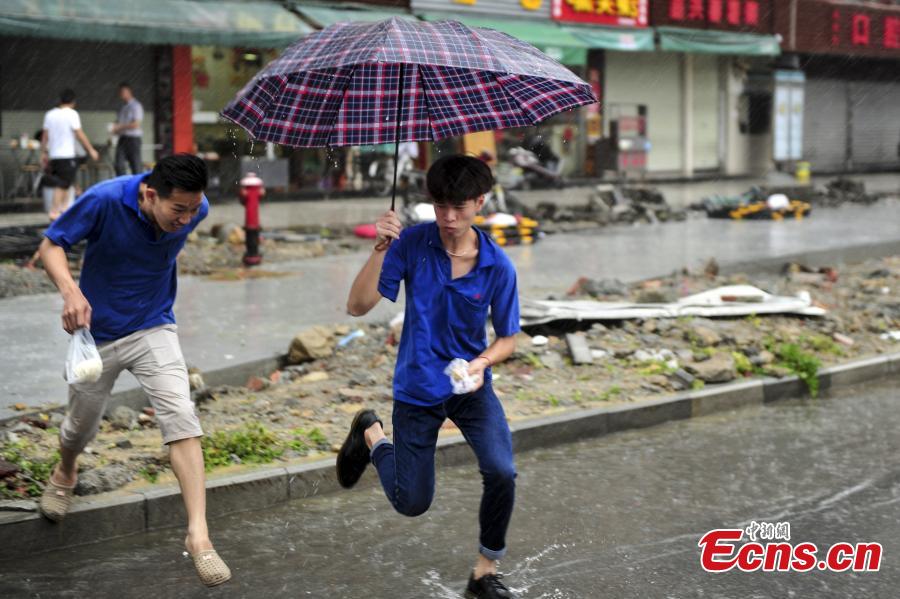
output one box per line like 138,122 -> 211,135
533,184 -> 685,230
699,187 -> 811,220
565,333 -> 594,364
694,177 -> 884,219
520,285 -> 826,327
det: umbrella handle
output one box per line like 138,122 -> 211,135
390,63 -> 406,213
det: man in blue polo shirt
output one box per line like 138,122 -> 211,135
36,154 -> 230,587
340,155 -> 520,599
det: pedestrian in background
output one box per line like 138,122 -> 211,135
41,88 -> 99,220
112,82 -> 144,176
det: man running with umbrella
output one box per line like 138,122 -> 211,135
220,18 -> 596,595
340,154 -> 520,599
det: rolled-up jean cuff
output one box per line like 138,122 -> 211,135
370,438 -> 391,462
479,544 -> 507,560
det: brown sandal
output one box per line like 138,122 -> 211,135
188,549 -> 232,587
39,476 -> 76,522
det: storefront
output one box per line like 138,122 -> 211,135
776,0 -> 900,172
259,2 -> 414,193
0,36 -> 158,198
649,0 -> 781,177
413,0 -> 593,176
550,0 -> 656,178
0,0 -> 312,201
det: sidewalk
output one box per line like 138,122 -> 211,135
1,198 -> 899,419
2,173 -> 898,232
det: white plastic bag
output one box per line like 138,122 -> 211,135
65,328 -> 104,384
444,358 -> 479,395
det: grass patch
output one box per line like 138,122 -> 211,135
801,334 -> 844,356
139,465 -> 160,484
201,422 -> 284,471
731,351 -> 757,376
288,427 -> 329,454
522,353 -> 544,369
595,385 -> 623,402
691,346 -> 715,359
744,314 -> 762,328
637,360 -> 677,376
775,343 -> 822,397
0,441 -> 59,498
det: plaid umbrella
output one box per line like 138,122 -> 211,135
221,17 -> 597,208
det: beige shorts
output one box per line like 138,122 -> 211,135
60,324 -> 203,451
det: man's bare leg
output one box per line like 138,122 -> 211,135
50,444 -> 79,487
49,187 -> 68,220
363,421 -> 386,450
168,437 -> 214,554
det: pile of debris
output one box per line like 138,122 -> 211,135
2,255 -> 898,503
815,178 -> 882,207
533,184 -> 685,231
693,177 -> 884,219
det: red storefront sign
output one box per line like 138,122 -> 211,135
551,0 -> 649,27
778,1 -> 900,57
650,0 -> 773,32
831,8 -> 900,52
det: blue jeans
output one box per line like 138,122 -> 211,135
370,384 -> 516,560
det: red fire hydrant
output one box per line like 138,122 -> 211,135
239,173 -> 264,266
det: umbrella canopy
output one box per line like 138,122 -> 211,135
221,17 -> 597,148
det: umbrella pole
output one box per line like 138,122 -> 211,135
390,63 -> 406,213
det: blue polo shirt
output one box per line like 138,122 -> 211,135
44,174 -> 208,343
378,221 -> 520,407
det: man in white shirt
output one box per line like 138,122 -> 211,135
41,89 -> 99,219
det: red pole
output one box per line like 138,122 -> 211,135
171,46 -> 194,154
240,173 -> 264,266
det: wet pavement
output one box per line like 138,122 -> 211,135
3,377 -> 899,598
1,198 -> 899,417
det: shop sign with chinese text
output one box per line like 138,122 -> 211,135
650,0 -> 773,32
551,0 -> 649,27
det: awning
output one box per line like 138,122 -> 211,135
420,12 -> 589,66
0,0 -> 313,47
657,26 -> 780,56
564,25 -> 654,52
293,4 -> 413,28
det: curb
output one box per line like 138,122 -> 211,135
3,351 -> 899,561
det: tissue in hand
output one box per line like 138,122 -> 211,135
444,358 -> 478,394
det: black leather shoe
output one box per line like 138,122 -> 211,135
465,573 -> 515,598
336,409 -> 382,488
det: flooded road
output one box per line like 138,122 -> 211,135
3,377 -> 899,598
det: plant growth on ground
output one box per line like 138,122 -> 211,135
1,440 -> 58,498
775,343 -> 822,397
201,422 -> 284,470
